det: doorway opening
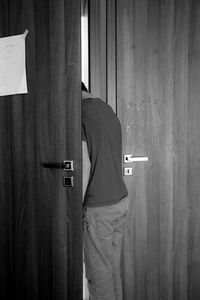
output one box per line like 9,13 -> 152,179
81,0 -> 89,90
81,1 -> 89,299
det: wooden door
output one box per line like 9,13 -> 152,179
89,0 -> 200,299
0,0 -> 82,299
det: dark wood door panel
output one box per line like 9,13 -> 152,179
0,0 -> 82,299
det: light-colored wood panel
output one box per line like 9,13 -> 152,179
188,1 -> 200,299
117,1 -> 148,299
145,1 -> 162,299
173,1 -> 190,299
159,1 -> 174,299
89,0 -> 200,299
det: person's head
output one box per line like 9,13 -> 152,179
82,82 -> 88,92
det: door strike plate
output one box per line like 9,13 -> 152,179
63,176 -> 74,187
63,160 -> 74,171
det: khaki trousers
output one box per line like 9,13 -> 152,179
83,197 -> 129,300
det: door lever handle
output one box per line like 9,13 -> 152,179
124,155 -> 148,163
41,160 -> 74,171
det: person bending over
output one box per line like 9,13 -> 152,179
82,82 -> 129,300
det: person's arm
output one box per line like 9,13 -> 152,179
82,141 -> 91,202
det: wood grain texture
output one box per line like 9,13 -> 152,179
173,1 -> 189,299
159,1 -> 174,299
144,1 -> 161,299
188,1 -> 200,299
89,0 -> 200,299
117,1 -> 147,299
107,0 -> 117,112
0,0 -> 82,299
90,0 -> 107,101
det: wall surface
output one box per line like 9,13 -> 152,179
89,0 -> 200,299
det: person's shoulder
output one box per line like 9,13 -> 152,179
82,98 -> 102,112
82,98 -> 118,126
83,98 -> 113,112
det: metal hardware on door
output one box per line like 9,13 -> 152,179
63,160 -> 74,171
42,160 -> 74,170
63,176 -> 74,187
123,167 -> 133,176
124,155 -> 148,163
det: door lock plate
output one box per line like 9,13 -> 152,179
63,176 -> 74,187
123,167 -> 133,176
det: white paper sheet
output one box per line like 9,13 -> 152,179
0,32 -> 28,97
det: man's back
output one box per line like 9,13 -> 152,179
82,97 -> 128,207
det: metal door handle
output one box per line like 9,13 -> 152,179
41,160 -> 74,171
124,155 -> 148,163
